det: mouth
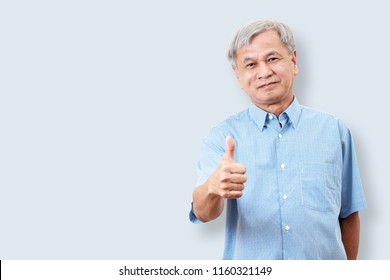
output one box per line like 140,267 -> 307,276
258,81 -> 278,89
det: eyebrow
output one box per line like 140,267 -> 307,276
266,50 -> 282,57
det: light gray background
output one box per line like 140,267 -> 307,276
0,0 -> 388,259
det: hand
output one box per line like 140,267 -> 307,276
208,136 -> 247,199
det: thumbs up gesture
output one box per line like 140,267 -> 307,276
208,136 -> 247,199
224,135 -> 236,161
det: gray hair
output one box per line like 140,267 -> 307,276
227,19 -> 296,68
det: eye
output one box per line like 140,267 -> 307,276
268,57 -> 279,62
245,62 -> 256,69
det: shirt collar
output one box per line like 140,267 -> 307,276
284,96 -> 302,129
249,96 -> 302,131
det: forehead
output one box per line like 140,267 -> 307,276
236,30 -> 288,60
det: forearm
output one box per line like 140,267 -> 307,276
340,211 -> 360,260
193,136 -> 245,222
192,181 -> 225,223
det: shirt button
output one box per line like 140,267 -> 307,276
278,133 -> 282,139
283,194 -> 288,200
268,115 -> 274,120
281,163 -> 286,169
285,225 -> 290,231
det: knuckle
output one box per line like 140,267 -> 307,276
220,190 -> 230,198
236,164 -> 246,173
224,192 -> 233,199
220,162 -> 229,171
227,190 -> 243,199
236,175 -> 246,183
232,191 -> 243,198
220,173 -> 229,182
220,183 -> 229,191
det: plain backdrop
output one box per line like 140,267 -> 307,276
0,0 -> 388,259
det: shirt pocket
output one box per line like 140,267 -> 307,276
300,163 -> 341,212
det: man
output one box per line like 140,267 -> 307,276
189,19 -> 366,260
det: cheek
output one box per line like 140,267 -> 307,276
237,73 -> 251,86
237,70 -> 259,89
277,67 -> 294,82
243,72 -> 257,84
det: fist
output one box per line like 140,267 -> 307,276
209,136 -> 247,199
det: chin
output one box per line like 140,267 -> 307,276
254,92 -> 279,102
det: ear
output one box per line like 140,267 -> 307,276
291,50 -> 299,76
232,65 -> 240,80
232,66 -> 244,89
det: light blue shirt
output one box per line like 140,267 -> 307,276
190,97 -> 366,259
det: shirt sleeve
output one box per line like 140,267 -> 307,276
189,126 -> 227,223
339,125 -> 367,218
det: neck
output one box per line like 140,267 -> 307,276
256,95 -> 294,118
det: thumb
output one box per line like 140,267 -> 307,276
224,136 -> 236,161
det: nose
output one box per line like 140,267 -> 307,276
257,62 -> 273,79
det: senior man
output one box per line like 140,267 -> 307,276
190,19 -> 366,260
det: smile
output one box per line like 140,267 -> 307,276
258,81 -> 278,89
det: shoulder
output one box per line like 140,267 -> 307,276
203,108 -> 250,146
300,105 -> 350,136
209,108 -> 251,134
222,108 -> 251,125
300,105 -> 338,121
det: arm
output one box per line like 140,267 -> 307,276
192,136 -> 246,223
339,211 -> 360,260
192,180 -> 225,223
338,124 -> 366,259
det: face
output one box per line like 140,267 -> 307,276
234,30 -> 298,112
